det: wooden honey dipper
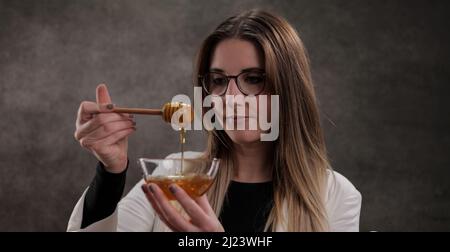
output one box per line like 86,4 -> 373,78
112,102 -> 193,123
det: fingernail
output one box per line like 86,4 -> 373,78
106,104 -> 114,110
169,185 -> 177,194
141,185 -> 148,193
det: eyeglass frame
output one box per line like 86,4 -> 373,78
198,70 -> 266,96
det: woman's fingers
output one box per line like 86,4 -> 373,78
195,195 -> 216,216
142,184 -> 223,232
141,185 -> 166,218
79,120 -> 135,147
76,100 -> 125,126
80,126 -> 135,150
96,84 -> 112,104
96,127 -> 135,147
168,184 -> 209,226
77,117 -> 134,142
141,185 -> 179,231
76,101 -> 100,125
148,183 -> 198,232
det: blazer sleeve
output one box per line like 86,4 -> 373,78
326,171 -> 362,232
67,179 -> 157,232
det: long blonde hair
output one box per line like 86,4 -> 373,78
194,9 -> 330,231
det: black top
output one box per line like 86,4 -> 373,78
81,161 -> 127,228
81,161 -> 274,232
219,180 -> 273,232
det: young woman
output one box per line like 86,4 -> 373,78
68,9 -> 361,232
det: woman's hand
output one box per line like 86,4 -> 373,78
142,183 -> 225,232
74,83 -> 136,173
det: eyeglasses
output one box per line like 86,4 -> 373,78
199,70 -> 266,96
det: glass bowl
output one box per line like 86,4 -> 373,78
138,157 -> 220,200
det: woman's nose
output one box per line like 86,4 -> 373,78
225,78 -> 241,96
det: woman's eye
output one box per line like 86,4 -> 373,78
212,77 -> 227,85
244,75 -> 264,84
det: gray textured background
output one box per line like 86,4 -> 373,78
0,0 -> 449,231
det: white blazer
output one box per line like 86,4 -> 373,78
67,151 -> 362,232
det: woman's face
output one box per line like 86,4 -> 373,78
210,38 -> 271,145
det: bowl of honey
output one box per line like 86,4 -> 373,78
138,157 -> 220,200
